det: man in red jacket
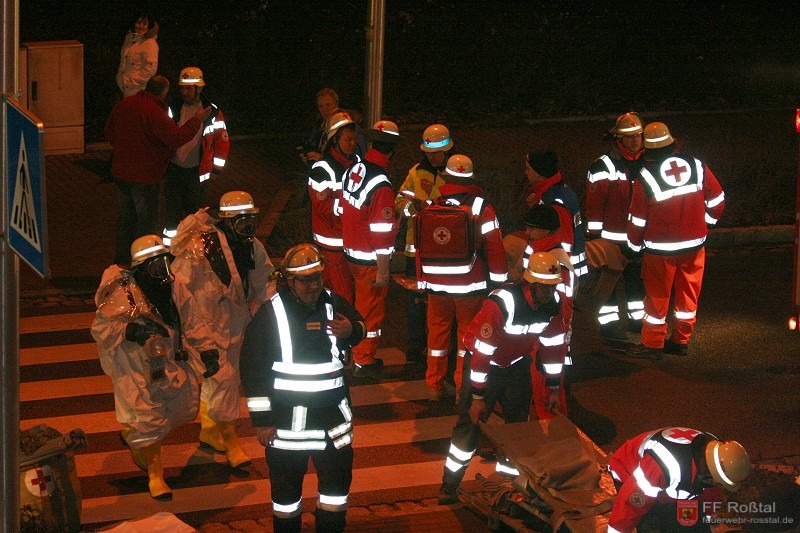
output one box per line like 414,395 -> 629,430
627,122 -> 725,358
105,75 -> 210,266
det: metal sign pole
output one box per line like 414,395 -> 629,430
364,0 -> 385,127
1,0 -> 21,530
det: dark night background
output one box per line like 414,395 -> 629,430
19,1 -> 800,142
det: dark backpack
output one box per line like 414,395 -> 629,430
414,197 -> 482,274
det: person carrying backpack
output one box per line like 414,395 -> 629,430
415,155 -> 507,400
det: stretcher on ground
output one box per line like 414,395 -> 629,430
460,415 -> 616,532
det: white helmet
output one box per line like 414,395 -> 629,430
705,440 -> 750,492
131,234 -> 169,267
282,244 -> 325,278
523,251 -> 562,285
643,122 -> 675,149
420,124 -> 453,152
178,67 -> 205,87
365,120 -> 401,144
325,110 -> 355,140
442,154 -> 474,180
218,191 -> 259,218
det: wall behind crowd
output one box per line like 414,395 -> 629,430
20,1 -> 800,142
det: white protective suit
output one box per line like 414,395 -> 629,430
91,265 -> 198,449
116,24 -> 159,97
170,208 -> 275,423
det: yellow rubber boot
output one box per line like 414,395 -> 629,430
120,426 -> 147,472
139,442 -> 172,501
218,421 -> 251,469
198,401 -> 225,453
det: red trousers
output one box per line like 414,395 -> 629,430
640,248 -> 705,348
426,293 -> 483,393
530,363 -> 568,420
320,248 -> 355,305
348,263 -> 388,366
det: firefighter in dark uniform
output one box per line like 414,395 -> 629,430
240,244 -> 366,532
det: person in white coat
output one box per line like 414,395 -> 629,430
91,235 -> 198,500
170,190 -> 276,468
116,13 -> 159,98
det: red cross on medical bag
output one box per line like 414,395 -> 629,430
414,196 -> 482,274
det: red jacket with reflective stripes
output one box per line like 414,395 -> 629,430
627,151 -> 725,255
340,149 -> 397,265
416,183 -> 508,296
308,149 -> 355,251
464,282 -> 567,394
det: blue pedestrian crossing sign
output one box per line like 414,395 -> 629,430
4,95 -> 49,278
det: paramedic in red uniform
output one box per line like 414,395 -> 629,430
585,112 -> 646,339
416,154 -> 508,400
437,252 -> 567,504
340,120 -> 401,377
608,427 -> 749,532
627,122 -> 725,358
308,110 -> 359,303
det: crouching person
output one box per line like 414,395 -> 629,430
240,244 -> 366,532
91,235 -> 199,500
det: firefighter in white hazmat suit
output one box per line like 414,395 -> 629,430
92,235 -> 199,500
170,191 -> 275,468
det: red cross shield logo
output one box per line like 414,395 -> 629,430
350,164 -> 365,185
24,465 -> 56,497
433,226 -> 451,245
676,500 -> 699,526
660,157 -> 691,187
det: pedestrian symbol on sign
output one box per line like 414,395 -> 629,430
10,133 -> 41,251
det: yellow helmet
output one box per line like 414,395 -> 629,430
523,251 -> 562,285
643,122 -> 675,149
282,244 -> 325,278
420,124 -> 453,153
178,66 -> 205,87
130,234 -> 169,267
705,440 -> 750,492
218,191 -> 259,218
613,112 -> 644,136
325,110 -> 355,140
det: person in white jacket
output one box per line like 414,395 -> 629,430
170,191 -> 276,468
116,13 -> 159,97
91,235 -> 198,500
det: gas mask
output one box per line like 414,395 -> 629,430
221,214 -> 257,245
141,253 -> 174,285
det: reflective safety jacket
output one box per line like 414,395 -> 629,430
608,427 -> 718,533
627,152 -> 725,255
464,282 -> 567,394
307,149 -> 356,251
416,183 -> 507,295
528,173 -> 588,276
239,286 -> 366,450
394,158 -> 446,256
340,149 -> 398,265
168,94 -> 230,183
586,145 -> 642,245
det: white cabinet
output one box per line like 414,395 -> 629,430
22,40 -> 84,155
